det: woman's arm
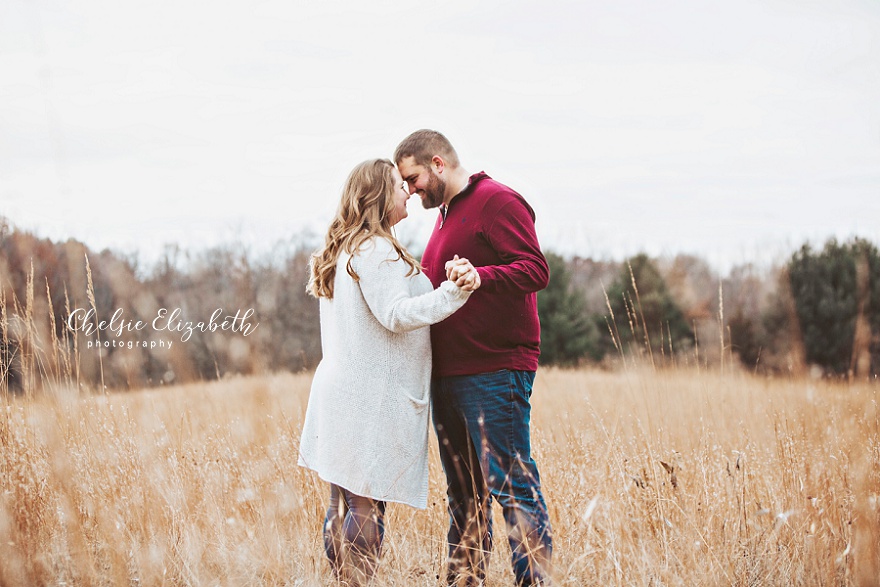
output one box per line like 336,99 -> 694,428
354,238 -> 473,334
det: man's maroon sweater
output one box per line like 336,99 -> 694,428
421,172 -> 549,377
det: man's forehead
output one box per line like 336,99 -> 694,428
397,157 -> 424,175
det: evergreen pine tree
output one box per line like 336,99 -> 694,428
601,253 -> 692,361
787,238 -> 879,376
538,252 -> 600,366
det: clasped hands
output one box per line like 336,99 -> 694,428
445,255 -> 481,292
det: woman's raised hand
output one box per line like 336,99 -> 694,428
445,255 -> 481,292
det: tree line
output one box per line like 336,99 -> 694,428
1,216 -> 877,393
538,239 -> 879,378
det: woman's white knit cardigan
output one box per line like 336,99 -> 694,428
298,236 -> 471,508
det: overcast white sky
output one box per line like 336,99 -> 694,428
2,0 -> 879,273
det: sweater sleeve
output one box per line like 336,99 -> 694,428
354,238 -> 472,334
475,199 -> 550,294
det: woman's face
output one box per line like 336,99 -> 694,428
388,167 -> 411,226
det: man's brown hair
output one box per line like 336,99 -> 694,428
393,129 -> 460,168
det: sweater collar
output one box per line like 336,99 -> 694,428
439,172 -> 490,223
449,171 -> 489,205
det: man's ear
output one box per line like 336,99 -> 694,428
431,155 -> 446,174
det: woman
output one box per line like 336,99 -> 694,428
299,158 -> 479,585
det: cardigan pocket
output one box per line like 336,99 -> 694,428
405,393 -> 429,413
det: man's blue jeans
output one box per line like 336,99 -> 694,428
432,369 -> 552,586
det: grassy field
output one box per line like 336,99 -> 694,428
1,368 -> 878,586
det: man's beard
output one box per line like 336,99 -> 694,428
420,172 -> 446,209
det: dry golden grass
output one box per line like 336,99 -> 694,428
1,367 -> 878,586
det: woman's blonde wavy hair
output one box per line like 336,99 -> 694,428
308,158 -> 421,299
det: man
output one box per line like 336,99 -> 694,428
394,130 -> 553,586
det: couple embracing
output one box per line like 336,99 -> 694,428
298,130 -> 553,586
